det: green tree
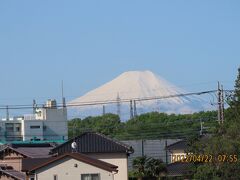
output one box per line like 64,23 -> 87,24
132,156 -> 150,180
146,158 -> 166,180
132,156 -> 166,180
68,113 -> 121,138
192,67 -> 240,179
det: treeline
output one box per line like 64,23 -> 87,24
190,67 -> 240,179
68,110 -> 218,140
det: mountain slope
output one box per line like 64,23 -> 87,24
69,70 -> 206,119
70,71 -> 189,104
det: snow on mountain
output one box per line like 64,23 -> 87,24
68,70 -> 208,120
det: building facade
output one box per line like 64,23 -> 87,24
26,153 -> 118,180
0,100 -> 68,142
51,132 -> 134,180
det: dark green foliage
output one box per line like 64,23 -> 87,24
132,156 -> 166,180
146,158 -> 167,178
132,156 -> 150,180
192,67 -> 240,179
68,111 -> 218,140
119,111 -> 217,140
68,111 -> 217,140
68,113 -> 122,138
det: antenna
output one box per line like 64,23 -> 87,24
221,85 -> 224,123
71,141 -> 77,153
61,80 -> 64,100
61,80 -> 66,108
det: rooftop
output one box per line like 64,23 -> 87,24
166,140 -> 188,151
51,132 -> 134,155
0,167 -> 26,180
26,153 -> 118,173
166,162 -> 193,177
0,143 -> 54,158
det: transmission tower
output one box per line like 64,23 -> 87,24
116,93 -> 121,117
133,100 -> 137,117
130,100 -> 133,119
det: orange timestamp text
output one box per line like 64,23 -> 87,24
172,154 -> 238,163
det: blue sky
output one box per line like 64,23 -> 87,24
0,0 -> 239,116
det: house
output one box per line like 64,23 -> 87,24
0,165 -> 25,180
23,153 -> 118,180
0,143 -> 54,172
0,99 -> 68,142
166,161 -> 193,178
166,140 -> 188,163
50,132 -> 134,180
0,132 -> 133,180
165,140 -> 192,178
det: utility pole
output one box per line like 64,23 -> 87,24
141,139 -> 144,157
165,140 -> 168,164
217,82 -> 222,124
133,100 -> 137,117
116,93 -> 121,118
102,105 -> 105,115
73,121 -> 77,138
130,100 -> 133,119
6,105 -> 9,121
221,85 -> 224,123
61,80 -> 66,108
33,99 -> 36,114
200,118 -> 203,136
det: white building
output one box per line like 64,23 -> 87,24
0,99 -> 68,142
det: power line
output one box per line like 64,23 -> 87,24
0,90 -> 222,110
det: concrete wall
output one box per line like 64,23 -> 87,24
89,153 -> 128,180
35,156 -> 115,180
41,108 -> 68,140
22,120 -> 43,141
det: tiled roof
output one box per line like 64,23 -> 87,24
0,143 -> 53,158
167,162 -> 193,177
22,158 -> 51,172
13,147 -> 52,158
166,140 -> 188,151
51,132 -> 134,155
0,168 -> 26,180
28,153 -> 118,173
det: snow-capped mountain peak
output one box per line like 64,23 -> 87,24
69,70 -> 205,119
70,70 -> 188,105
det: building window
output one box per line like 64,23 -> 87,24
43,125 -> 47,130
81,174 -> 100,180
30,178 -> 34,180
53,175 -> 58,180
5,124 -> 14,131
30,125 -> 41,129
6,127 -> 14,131
16,127 -> 20,132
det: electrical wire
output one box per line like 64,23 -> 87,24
0,90 -> 221,110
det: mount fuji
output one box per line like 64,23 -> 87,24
68,71 -> 209,120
